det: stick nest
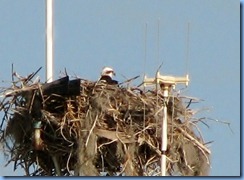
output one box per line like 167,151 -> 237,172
0,72 -> 211,176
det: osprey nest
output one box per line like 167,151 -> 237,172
0,70 -> 211,176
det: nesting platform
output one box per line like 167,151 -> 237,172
0,72 -> 211,176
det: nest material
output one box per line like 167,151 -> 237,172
0,72 -> 211,176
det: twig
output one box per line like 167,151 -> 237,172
85,114 -> 98,147
177,127 -> 211,154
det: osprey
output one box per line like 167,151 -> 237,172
99,67 -> 118,85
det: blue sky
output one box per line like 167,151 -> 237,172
0,0 -> 240,177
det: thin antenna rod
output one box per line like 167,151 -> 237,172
46,0 -> 54,82
144,23 -> 147,74
157,18 -> 160,65
156,19 -> 161,138
185,22 -> 190,75
143,22 -> 147,135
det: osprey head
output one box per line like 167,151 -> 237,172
101,67 -> 116,78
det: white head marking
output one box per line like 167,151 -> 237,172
101,67 -> 116,78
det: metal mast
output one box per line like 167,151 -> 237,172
46,0 -> 54,82
45,0 -> 62,176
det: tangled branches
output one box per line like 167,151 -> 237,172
0,72 -> 211,176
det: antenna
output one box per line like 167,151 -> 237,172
143,22 -> 148,135
143,72 -> 189,176
156,19 -> 162,136
46,0 -> 54,83
157,18 -> 160,65
185,22 -> 190,76
144,22 -> 147,75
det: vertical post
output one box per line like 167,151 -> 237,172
46,0 -> 61,176
161,85 -> 169,176
46,0 -> 54,83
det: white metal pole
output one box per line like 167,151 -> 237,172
161,85 -> 169,176
46,0 -> 61,176
46,0 -> 54,82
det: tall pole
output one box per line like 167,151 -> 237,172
46,0 -> 54,83
46,0 -> 61,176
